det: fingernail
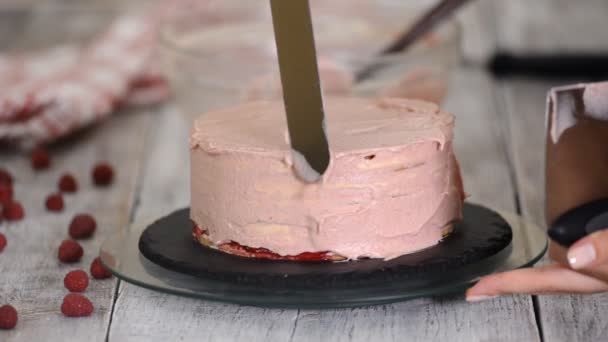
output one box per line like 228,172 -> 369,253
568,243 -> 597,269
466,295 -> 498,302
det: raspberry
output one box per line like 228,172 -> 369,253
0,233 -> 6,252
30,147 -> 51,170
0,305 -> 18,329
0,183 -> 12,205
58,173 -> 78,193
69,214 -> 97,239
0,168 -> 12,186
90,257 -> 112,279
64,270 -> 89,292
58,240 -> 83,263
92,163 -> 114,186
45,193 -> 64,212
61,294 -> 93,317
3,201 -> 24,221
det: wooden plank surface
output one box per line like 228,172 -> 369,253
0,4 -> 153,340
0,110 -> 152,342
107,68 -> 540,342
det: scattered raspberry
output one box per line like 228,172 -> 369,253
58,173 -> 78,193
64,270 -> 89,292
61,294 -> 93,317
45,193 -> 64,212
3,201 -> 24,221
92,163 -> 114,186
0,183 -> 12,205
0,233 -> 6,252
90,257 -> 112,279
69,214 -> 97,239
30,147 -> 51,170
58,240 -> 83,263
0,305 -> 18,329
0,168 -> 12,186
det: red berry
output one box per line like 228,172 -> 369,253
58,240 -> 83,263
0,305 -> 18,329
0,168 -> 12,186
58,173 -> 78,193
92,163 -> 114,186
30,147 -> 51,170
69,214 -> 97,239
0,233 -> 6,252
3,201 -> 24,221
0,183 -> 12,205
45,193 -> 64,212
61,294 -> 93,317
90,257 -> 112,279
64,270 -> 89,292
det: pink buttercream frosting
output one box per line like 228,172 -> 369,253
190,97 -> 464,260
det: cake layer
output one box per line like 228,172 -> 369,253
190,97 -> 464,260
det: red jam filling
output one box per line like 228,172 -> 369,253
192,225 -> 336,261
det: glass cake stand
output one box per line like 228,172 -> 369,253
99,206 -> 547,309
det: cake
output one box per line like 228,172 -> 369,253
190,97 -> 464,261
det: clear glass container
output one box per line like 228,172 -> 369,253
158,0 -> 462,125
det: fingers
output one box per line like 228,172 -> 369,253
466,263 -> 608,301
568,229 -> 608,270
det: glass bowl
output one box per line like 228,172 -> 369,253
159,0 -> 462,125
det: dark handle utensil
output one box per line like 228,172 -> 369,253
490,52 -> 608,80
548,198 -> 608,247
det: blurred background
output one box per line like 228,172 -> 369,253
1,0 -> 606,59
1,0 -> 607,146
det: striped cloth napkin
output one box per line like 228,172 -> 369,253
0,9 -> 169,148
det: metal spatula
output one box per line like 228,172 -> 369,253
270,0 -> 330,182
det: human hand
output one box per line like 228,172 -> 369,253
466,230 -> 608,301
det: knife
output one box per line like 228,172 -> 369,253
270,0 -> 330,182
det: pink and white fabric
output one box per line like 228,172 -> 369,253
0,13 -> 169,147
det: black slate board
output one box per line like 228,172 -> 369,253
139,203 -> 512,288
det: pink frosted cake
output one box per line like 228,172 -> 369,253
190,97 -> 464,261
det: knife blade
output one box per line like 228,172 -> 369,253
270,0 -> 330,182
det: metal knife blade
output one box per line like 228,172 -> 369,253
270,0 -> 330,182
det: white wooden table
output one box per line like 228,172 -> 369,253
1,1 -> 608,341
